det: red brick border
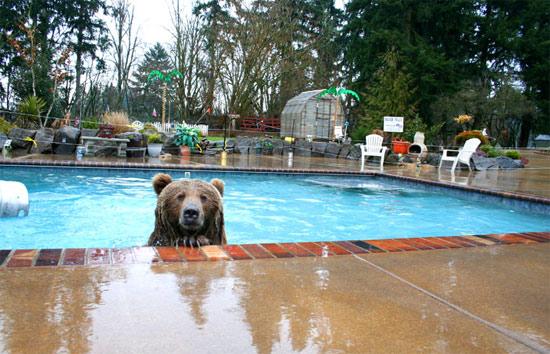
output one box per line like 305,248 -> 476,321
0,232 -> 548,268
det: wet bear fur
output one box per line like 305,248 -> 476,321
148,173 -> 226,247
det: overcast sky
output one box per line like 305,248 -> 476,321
129,0 -> 347,48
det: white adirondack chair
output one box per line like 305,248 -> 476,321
439,138 -> 481,172
360,134 -> 388,171
131,120 -> 144,131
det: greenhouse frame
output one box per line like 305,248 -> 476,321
280,90 -> 345,140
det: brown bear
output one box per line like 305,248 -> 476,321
148,173 -> 226,247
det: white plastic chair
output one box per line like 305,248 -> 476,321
360,134 -> 387,171
131,120 -> 144,131
439,138 -> 481,172
334,126 -> 344,141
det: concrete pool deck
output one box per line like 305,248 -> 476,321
0,243 -> 548,353
0,150 -> 549,352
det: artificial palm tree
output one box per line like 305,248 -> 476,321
318,87 -> 360,139
147,69 -> 183,128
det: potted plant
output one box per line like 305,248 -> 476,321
147,133 -> 163,157
392,136 -> 410,154
174,125 -> 200,156
262,138 -> 273,155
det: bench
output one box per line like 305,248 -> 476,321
80,136 -> 130,157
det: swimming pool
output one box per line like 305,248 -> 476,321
0,166 -> 549,249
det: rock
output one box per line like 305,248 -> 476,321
116,132 -> 145,148
272,139 -> 285,155
325,142 -> 341,158
225,138 -> 235,149
346,144 -> 362,160
425,152 -> 441,166
81,128 -> 98,137
8,128 -> 37,150
472,155 -> 524,170
294,140 -> 312,157
235,136 -> 253,154
161,134 -> 179,155
311,141 -> 327,157
385,153 -> 398,164
94,145 -> 118,157
32,128 -> 55,154
0,133 -> 8,150
338,144 -> 351,159
53,126 -> 80,154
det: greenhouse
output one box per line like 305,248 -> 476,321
280,90 -> 345,140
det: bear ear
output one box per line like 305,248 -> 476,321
153,173 -> 173,195
210,178 -> 224,197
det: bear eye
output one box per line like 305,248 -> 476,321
177,192 -> 186,200
200,195 -> 208,202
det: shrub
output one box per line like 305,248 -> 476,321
0,117 -> 14,135
480,144 -> 493,154
504,150 -> 521,159
487,148 -> 501,158
147,133 -> 163,144
16,95 -> 46,128
454,130 -> 489,145
139,122 -> 158,134
103,111 -> 133,135
82,116 -> 100,129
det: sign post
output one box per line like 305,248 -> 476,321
383,116 -> 404,133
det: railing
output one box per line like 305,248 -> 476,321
239,117 -> 280,132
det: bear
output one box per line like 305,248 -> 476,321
148,173 -> 226,247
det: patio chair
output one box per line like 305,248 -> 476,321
439,138 -> 481,172
360,134 -> 388,171
334,125 -> 344,142
131,120 -> 144,131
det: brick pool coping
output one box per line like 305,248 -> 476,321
0,232 -> 548,268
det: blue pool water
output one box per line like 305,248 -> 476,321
0,167 -> 549,249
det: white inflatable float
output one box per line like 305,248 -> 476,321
0,181 -> 29,217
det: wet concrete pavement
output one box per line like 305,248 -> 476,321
0,243 -> 548,353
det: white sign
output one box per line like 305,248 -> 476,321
384,116 -> 404,132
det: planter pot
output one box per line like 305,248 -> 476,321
180,145 -> 191,156
147,143 -> 163,157
392,140 -> 410,154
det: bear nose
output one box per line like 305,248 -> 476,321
183,206 -> 199,221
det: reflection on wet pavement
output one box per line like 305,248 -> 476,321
0,253 -> 541,353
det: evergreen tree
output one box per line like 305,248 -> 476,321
130,43 -> 174,119
353,49 -> 417,141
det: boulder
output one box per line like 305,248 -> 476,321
53,126 -> 80,154
81,128 -> 98,137
161,134 -> 179,155
424,152 -> 441,166
94,145 -> 118,157
8,128 -> 37,150
272,139 -> 285,155
338,144 -> 352,159
32,128 -> 55,154
225,138 -> 236,149
472,155 -> 524,170
294,140 -> 312,157
346,144 -> 362,160
311,141 -> 327,157
116,132 -> 145,148
235,136 -> 253,154
0,133 -> 8,150
325,142 -> 341,158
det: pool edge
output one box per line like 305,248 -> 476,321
1,232 -> 548,268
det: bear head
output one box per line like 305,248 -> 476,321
149,173 -> 226,246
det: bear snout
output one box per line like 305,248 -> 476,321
180,203 -> 204,229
